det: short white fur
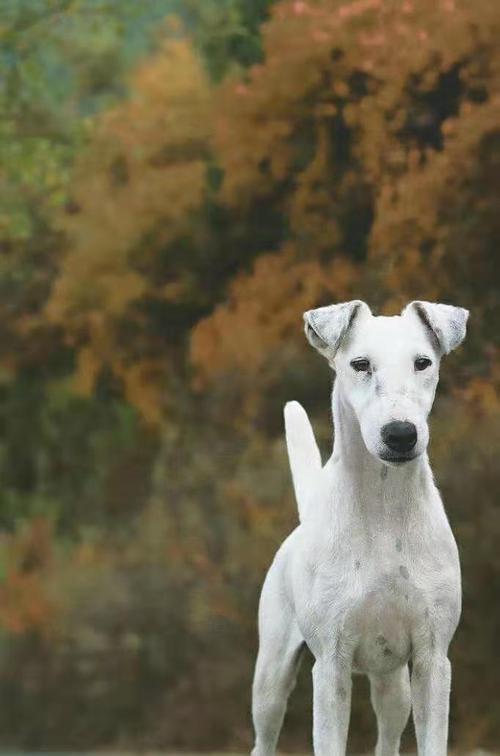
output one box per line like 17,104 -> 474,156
251,299 -> 469,756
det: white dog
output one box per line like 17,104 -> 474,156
251,300 -> 469,756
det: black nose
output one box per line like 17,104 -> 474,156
381,421 -> 417,453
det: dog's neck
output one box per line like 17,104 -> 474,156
330,381 -> 433,518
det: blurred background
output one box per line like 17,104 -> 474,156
0,0 -> 499,752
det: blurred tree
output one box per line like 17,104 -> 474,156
44,36 -> 212,422
193,0 -> 500,400
43,10 -> 284,423
182,0 -> 275,80
0,0 -> 183,241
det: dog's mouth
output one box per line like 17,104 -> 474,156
378,452 -> 417,465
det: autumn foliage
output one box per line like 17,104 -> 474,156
0,0 -> 499,750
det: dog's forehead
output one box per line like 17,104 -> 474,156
345,313 -> 430,357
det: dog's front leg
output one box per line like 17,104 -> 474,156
312,653 -> 352,756
411,652 -> 451,756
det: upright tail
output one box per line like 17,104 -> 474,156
284,401 -> 322,521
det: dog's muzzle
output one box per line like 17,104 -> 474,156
380,421 -> 417,462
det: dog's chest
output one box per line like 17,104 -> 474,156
311,544 -> 416,670
349,557 -> 417,674
298,516 -> 460,674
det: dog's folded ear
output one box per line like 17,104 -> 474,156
403,301 -> 469,354
303,300 -> 370,362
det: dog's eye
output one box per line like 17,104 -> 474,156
350,358 -> 371,373
415,357 -> 432,371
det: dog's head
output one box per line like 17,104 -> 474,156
304,300 -> 468,466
